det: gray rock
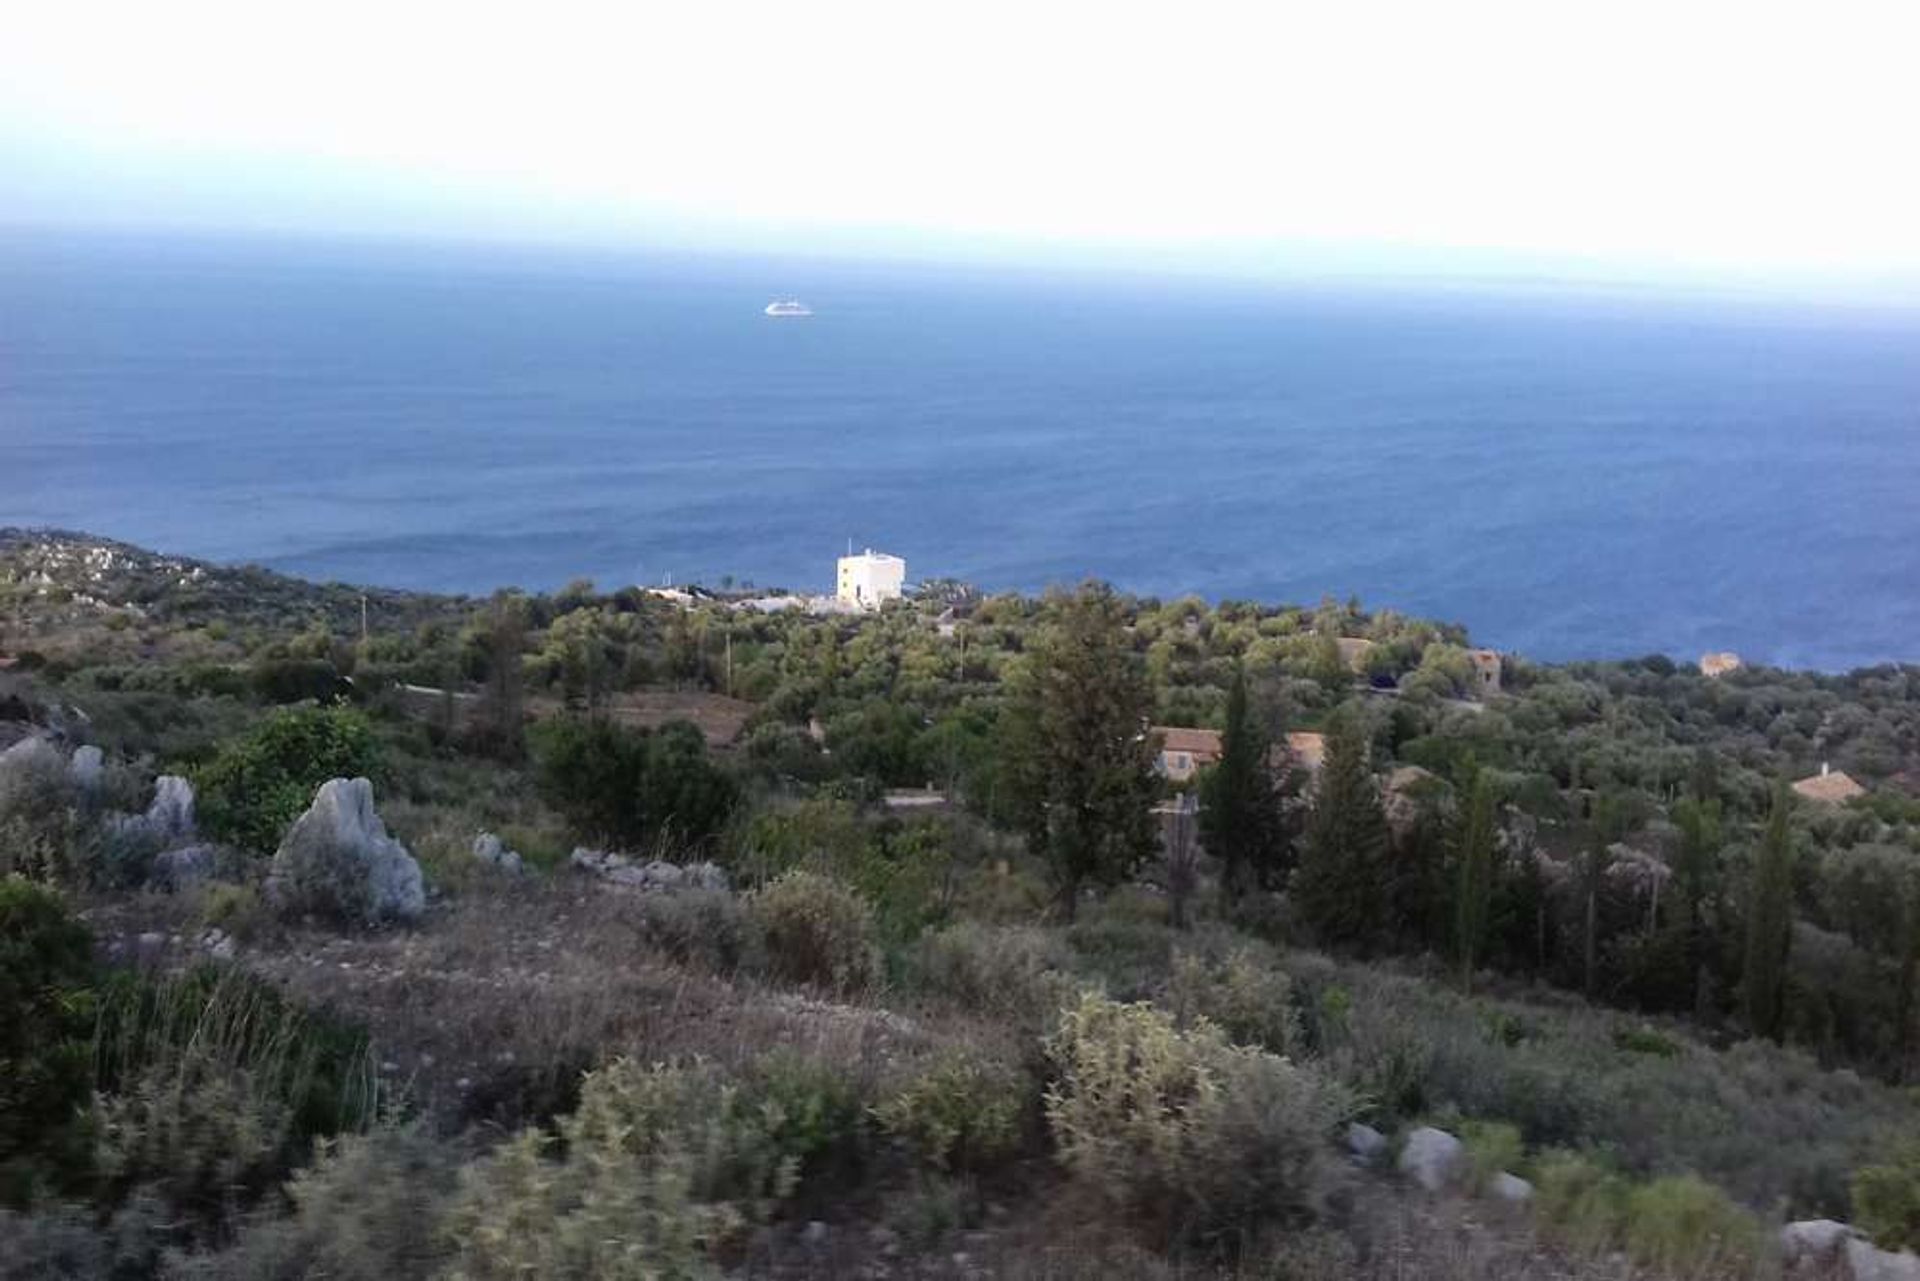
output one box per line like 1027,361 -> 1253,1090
266,778 -> 425,924
570,847 -> 611,873
638,860 -> 685,888
605,865 -> 653,887
151,843 -> 217,891
684,861 -> 731,891
146,775 -> 196,843
472,832 -> 525,875
0,735 -> 59,771
200,928 -> 235,960
1490,1171 -> 1533,1204
68,745 -> 104,792
802,1220 -> 829,1246
1847,1238 -> 1920,1281
1780,1219 -> 1852,1264
0,736 -> 66,798
1347,1122 -> 1389,1163
1397,1126 -> 1465,1193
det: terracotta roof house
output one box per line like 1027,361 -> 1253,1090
1153,727 -> 1223,783
1792,764 -> 1867,805
1284,731 -> 1327,775
1467,649 -> 1503,697
1699,652 -> 1743,678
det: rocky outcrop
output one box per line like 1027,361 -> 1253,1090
0,735 -> 66,791
267,778 -> 424,924
571,847 -> 730,893
151,843 -> 218,891
1780,1219 -> 1853,1267
1397,1126 -> 1465,1192
145,775 -> 195,844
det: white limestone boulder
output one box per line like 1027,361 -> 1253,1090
267,778 -> 424,924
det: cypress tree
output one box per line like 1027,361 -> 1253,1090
1672,794 -> 1724,1019
1199,665 -> 1286,905
1453,766 -> 1497,989
1292,709 -> 1391,952
1002,583 -> 1160,921
1743,784 -> 1796,1042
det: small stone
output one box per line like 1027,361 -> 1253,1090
1490,1171 -> 1533,1204
1347,1122 -> 1389,1163
802,1220 -> 829,1246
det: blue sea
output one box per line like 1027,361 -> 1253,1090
4,229 -> 1919,670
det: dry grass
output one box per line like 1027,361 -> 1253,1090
210,880 -> 1003,1131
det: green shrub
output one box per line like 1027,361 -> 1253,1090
1458,1119 -> 1524,1191
1532,1149 -> 1630,1251
1619,1174 -> 1762,1274
747,870 -> 880,994
530,717 -> 736,853
1067,910 -> 1167,998
908,922 -> 1075,1023
1044,993 -> 1348,1252
91,965 -> 377,1230
876,1052 -> 1026,1173
1165,946 -> 1299,1055
443,1058 -> 799,1279
887,1172 -> 973,1247
197,882 -> 269,943
93,1062 -> 294,1234
194,706 -> 381,852
0,878 -> 97,1205
1612,1024 -> 1682,1058
170,1124 -> 461,1281
0,1197 -> 164,1281
0,739 -> 84,883
638,889 -> 764,974
1854,1140 -> 1920,1252
744,1051 -> 869,1187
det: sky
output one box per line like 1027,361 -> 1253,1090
5,1 -> 1920,293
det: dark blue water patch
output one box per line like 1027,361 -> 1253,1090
4,229 -> 1919,669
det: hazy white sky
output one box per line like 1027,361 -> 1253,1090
5,1 -> 1919,287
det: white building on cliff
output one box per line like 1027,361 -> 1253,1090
837,548 -> 905,609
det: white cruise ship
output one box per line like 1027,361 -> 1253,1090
763,299 -> 813,318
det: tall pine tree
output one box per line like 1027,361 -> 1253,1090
1292,709 -> 1392,952
1199,665 -> 1287,905
1002,583 -> 1160,921
1743,784 -> 1796,1042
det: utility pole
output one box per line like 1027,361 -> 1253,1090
725,628 -> 734,698
359,593 -> 369,645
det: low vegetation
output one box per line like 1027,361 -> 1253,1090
4,527 -> 1920,1277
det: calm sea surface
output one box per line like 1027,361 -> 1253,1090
4,231 -> 1919,669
